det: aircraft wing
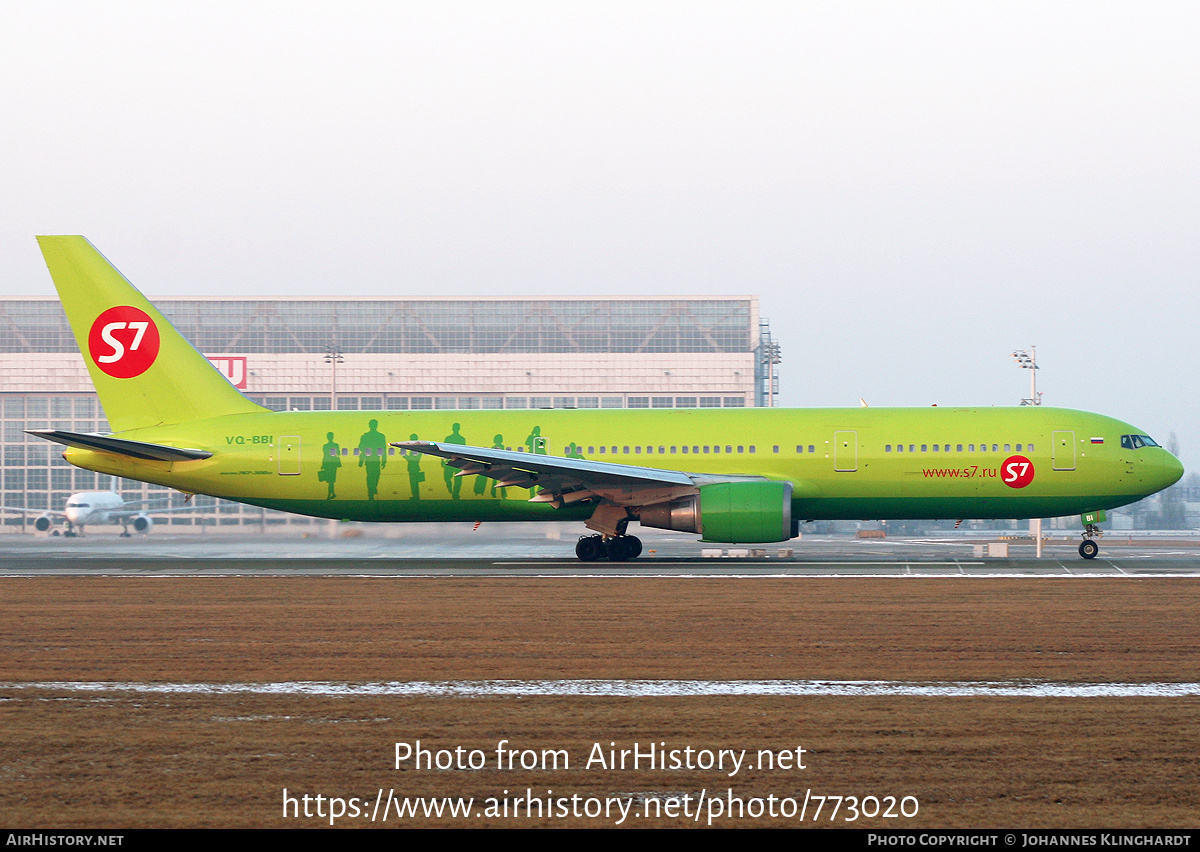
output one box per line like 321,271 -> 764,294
0,506 -> 64,517
106,503 -> 210,521
393,441 -> 765,516
397,441 -> 694,487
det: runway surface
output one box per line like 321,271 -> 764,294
1,528 -> 1199,576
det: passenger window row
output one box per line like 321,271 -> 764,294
883,443 -> 1033,453
339,442 -> 1040,460
587,445 -> 756,455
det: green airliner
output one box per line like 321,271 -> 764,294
30,236 -> 1183,561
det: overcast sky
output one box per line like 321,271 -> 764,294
3,2 -> 1197,469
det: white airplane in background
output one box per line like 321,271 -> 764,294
0,490 -> 197,537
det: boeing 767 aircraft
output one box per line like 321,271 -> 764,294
28,236 -> 1183,560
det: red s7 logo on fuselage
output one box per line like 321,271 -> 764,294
87,306 -> 161,378
1001,455 -> 1035,488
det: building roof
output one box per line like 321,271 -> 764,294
0,297 -> 759,355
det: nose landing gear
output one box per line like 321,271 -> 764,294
1078,524 -> 1102,559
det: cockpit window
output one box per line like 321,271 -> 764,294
1121,434 -> 1160,450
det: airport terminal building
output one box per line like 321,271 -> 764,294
1,296 -> 777,530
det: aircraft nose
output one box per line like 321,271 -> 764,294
1158,450 -> 1185,491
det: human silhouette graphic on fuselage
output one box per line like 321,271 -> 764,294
358,419 -> 387,501
319,432 -> 341,499
405,433 -> 423,500
443,422 -> 467,500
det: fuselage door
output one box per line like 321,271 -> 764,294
834,430 -> 858,472
278,435 -> 301,476
1052,430 -> 1076,471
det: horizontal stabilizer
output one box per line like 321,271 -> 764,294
27,430 -> 213,462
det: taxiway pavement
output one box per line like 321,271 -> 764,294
1,529 -> 1197,576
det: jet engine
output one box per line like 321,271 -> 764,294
34,514 -> 53,532
132,513 -> 152,533
639,481 -> 796,543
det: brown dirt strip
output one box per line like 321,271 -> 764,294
0,576 -> 1197,828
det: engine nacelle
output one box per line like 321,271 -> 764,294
132,513 -> 152,533
34,514 -> 53,532
639,481 -> 795,543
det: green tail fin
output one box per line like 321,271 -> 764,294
36,236 -> 267,432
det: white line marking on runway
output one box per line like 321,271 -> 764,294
6,679 -> 1199,698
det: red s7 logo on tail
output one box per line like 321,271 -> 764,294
1001,455 -> 1035,488
88,306 -> 160,378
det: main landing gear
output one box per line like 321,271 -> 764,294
575,534 -> 643,562
1079,524 -> 1102,560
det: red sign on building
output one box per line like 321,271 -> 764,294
207,356 -> 248,389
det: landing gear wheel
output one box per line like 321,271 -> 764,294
626,535 -> 642,559
1079,539 -> 1099,559
604,535 -> 642,562
575,535 -> 604,562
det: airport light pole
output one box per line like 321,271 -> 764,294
1012,347 -> 1041,406
325,343 -> 343,410
324,342 -> 345,539
1013,346 -> 1043,556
